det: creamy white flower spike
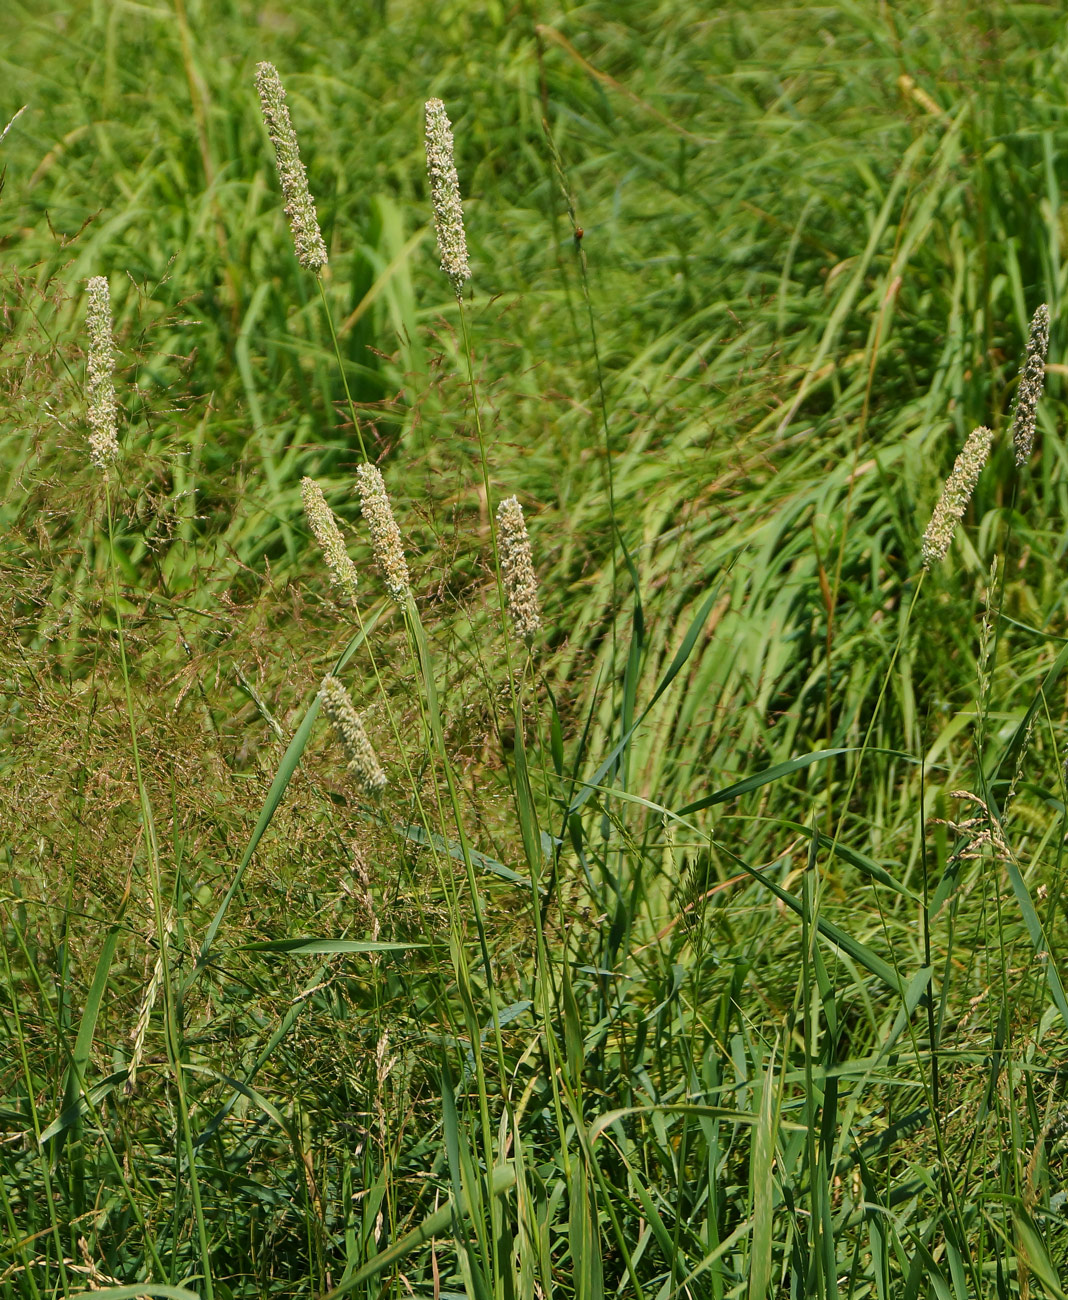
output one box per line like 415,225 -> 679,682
86,276 -> 120,471
256,62 -> 328,272
496,495 -> 540,645
301,477 -> 359,608
1011,303 -> 1050,467
424,98 -> 470,297
921,425 -> 994,568
356,463 -> 411,604
320,674 -> 387,796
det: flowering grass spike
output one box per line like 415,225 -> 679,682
320,674 -> 387,796
424,98 -> 470,297
921,425 -> 994,568
256,61 -> 328,272
496,496 -> 541,645
86,276 -> 120,471
356,463 -> 411,604
301,477 -> 359,607
1011,302 -> 1050,466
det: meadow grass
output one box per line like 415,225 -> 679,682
3,1 -> 1068,1297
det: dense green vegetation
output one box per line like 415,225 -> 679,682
4,1 -> 1068,1296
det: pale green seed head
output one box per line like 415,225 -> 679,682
356,463 -> 411,604
86,276 -> 120,472
256,61 -> 328,272
320,674 -> 387,796
301,477 -> 359,608
496,495 -> 540,645
921,425 -> 994,568
1011,303 -> 1050,467
424,98 -> 470,298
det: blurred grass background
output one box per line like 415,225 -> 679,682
5,0 -> 1068,1296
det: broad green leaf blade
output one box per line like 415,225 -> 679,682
678,749 -> 848,817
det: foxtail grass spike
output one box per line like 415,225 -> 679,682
356,463 -> 411,604
1011,302 -> 1050,467
301,477 -> 359,607
424,98 -> 470,297
256,61 -> 328,272
320,674 -> 387,796
86,276 -> 120,471
496,495 -> 541,645
921,425 -> 994,568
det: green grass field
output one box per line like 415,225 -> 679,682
4,1 -> 1068,1296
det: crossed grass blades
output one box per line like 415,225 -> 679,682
3,4 -> 1068,1299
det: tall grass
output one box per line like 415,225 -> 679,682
4,1 -> 1068,1297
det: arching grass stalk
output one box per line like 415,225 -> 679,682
316,277 -> 369,463
104,479 -> 214,1300
86,274 -> 213,1294
0,922 -> 69,1299
298,481 -> 491,1178
336,456 -> 510,1290
541,123 -> 622,761
424,101 -> 578,1258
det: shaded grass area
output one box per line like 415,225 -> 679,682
4,0 -> 1068,1296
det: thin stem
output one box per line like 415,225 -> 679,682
317,276 -> 369,463
105,480 -> 215,1300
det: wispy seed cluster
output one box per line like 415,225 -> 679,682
921,425 -> 994,568
86,276 -> 120,471
424,98 -> 470,297
320,674 -> 387,796
496,496 -> 540,645
356,463 -> 411,604
256,61 -> 328,273
1011,302 -> 1050,467
301,477 -> 359,608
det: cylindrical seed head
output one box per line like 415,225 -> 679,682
424,98 -> 471,298
356,463 -> 411,604
1011,302 -> 1050,467
301,477 -> 359,608
496,495 -> 541,645
256,61 -> 328,273
86,276 -> 120,471
921,425 -> 994,568
320,674 -> 387,797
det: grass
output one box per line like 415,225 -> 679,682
4,0 -> 1068,1296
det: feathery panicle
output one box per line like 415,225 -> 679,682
1011,302 -> 1050,466
86,276 -> 120,471
320,674 -> 387,796
301,477 -> 359,607
256,61 -> 328,272
496,496 -> 541,645
356,463 -> 411,603
424,98 -> 470,297
921,425 -> 994,568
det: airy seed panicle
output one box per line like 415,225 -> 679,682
256,61 -> 328,272
320,674 -> 387,796
1011,302 -> 1050,467
424,98 -> 470,298
921,425 -> 994,568
496,495 -> 540,645
86,276 -> 120,471
356,463 -> 411,604
301,477 -> 359,608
